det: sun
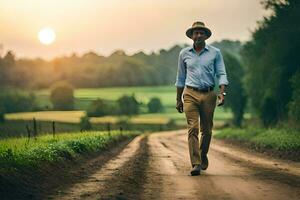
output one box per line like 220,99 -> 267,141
38,27 -> 56,45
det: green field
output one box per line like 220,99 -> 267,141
36,85 -> 177,109
2,86 -> 241,138
32,85 -> 238,123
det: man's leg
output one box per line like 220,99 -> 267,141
183,90 -> 201,167
199,91 -> 217,164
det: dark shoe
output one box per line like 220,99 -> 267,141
201,154 -> 209,170
190,164 -> 201,176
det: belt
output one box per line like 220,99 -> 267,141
186,85 -> 214,92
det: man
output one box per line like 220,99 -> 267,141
175,21 -> 229,176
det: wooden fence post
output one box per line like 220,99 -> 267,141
33,118 -> 37,140
52,121 -> 56,138
26,125 -> 31,143
107,123 -> 111,137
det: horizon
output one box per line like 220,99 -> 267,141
0,41 -> 240,61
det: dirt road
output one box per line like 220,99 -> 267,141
51,130 -> 300,200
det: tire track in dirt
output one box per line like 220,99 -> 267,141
53,134 -> 149,200
145,132 -> 233,200
153,130 -> 300,200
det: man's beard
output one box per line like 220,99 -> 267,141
194,39 -> 204,47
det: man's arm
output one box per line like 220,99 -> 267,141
175,51 -> 186,113
176,87 -> 184,101
215,50 -> 229,106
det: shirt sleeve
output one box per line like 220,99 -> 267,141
215,50 -> 229,86
175,51 -> 186,87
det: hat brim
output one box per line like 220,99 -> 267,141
186,27 -> 212,39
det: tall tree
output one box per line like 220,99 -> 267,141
223,52 -> 247,127
242,0 -> 300,126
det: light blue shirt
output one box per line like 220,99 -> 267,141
175,44 -> 229,88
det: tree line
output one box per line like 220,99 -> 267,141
0,45 -> 185,89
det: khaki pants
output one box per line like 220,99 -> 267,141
183,87 -> 217,167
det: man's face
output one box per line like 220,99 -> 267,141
192,29 -> 208,45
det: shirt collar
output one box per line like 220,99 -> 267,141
189,44 -> 209,53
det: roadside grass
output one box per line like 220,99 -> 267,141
0,130 -> 139,170
214,128 -> 300,151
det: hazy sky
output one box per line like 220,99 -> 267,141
0,0 -> 269,59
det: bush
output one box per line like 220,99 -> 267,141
117,94 -> 139,116
87,98 -> 118,117
79,115 -> 92,131
0,88 -> 38,114
50,81 -> 74,110
147,97 -> 163,113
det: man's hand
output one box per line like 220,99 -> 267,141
176,87 -> 184,113
217,93 -> 225,106
176,100 -> 184,113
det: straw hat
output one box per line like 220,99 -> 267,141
186,21 -> 212,39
